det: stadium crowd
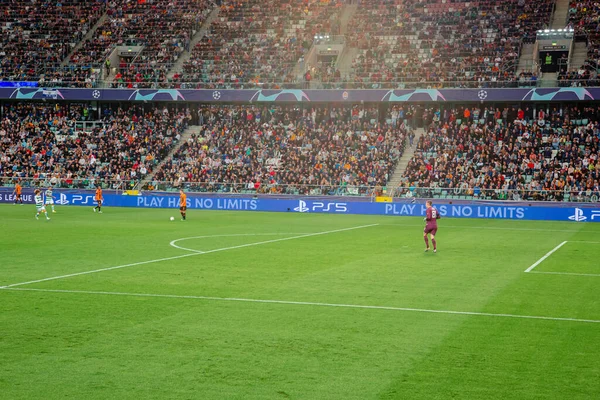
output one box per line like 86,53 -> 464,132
0,103 -> 191,188
1,101 -> 600,202
564,0 -> 600,86
174,0 -> 340,89
0,0 -> 105,83
74,0 -> 213,88
402,105 -> 600,201
346,0 -> 554,88
7,0 -> 600,90
150,105 -> 407,194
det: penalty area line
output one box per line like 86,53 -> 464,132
524,241 -> 568,273
2,287 -> 600,325
0,224 -> 378,289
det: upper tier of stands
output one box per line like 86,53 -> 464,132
0,0 -> 105,83
71,0 -> 213,89
560,0 -> 600,86
346,0 -> 555,88
5,0 -> 600,90
173,0 -> 340,89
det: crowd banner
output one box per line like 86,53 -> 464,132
1,87 -> 599,103
1,189 -> 599,223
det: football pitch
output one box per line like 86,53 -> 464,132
1,204 -> 599,399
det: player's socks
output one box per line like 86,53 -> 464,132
424,236 -> 429,249
35,214 -> 39,220
93,207 -> 96,212
432,239 -> 437,251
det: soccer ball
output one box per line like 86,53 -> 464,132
170,217 -> 175,221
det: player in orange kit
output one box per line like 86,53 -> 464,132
93,186 -> 103,213
179,189 -> 187,221
13,181 -> 23,205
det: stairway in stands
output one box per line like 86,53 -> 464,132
140,125 -> 203,189
308,3 -> 358,88
569,42 -> 588,71
385,128 -> 425,196
61,14 -> 109,68
167,7 -> 221,80
550,0 -> 570,29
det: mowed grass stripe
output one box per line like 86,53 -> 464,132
1,224 -> 378,288
3,287 -> 599,324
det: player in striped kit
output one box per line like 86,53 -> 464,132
45,187 -> 57,213
34,189 -> 50,221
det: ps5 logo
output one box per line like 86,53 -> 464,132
569,208 -> 586,222
294,200 -> 347,213
55,193 -> 69,205
72,195 -> 96,205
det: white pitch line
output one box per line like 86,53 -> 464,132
567,241 -> 600,244
530,271 -> 600,278
169,233 -> 314,253
2,287 -> 599,324
0,224 -> 378,289
524,241 -> 568,273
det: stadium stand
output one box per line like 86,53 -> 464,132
174,0 -> 341,89
67,0 -> 213,88
402,105 -> 600,201
346,0 -> 555,88
149,105 -> 407,194
0,103 -> 191,188
562,0 -> 600,86
0,0 -> 105,84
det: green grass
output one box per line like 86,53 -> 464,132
1,204 -> 599,399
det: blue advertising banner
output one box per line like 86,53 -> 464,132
0,81 -> 38,88
2,188 -> 598,222
0,87 -> 598,103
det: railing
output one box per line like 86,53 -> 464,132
2,177 -> 598,203
142,181 -> 376,196
0,178 -> 132,192
142,182 -> 600,203
389,187 -> 600,203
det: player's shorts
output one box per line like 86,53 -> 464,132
424,226 -> 437,235
96,199 -> 102,205
180,206 -> 187,211
36,206 -> 46,213
45,200 -> 54,205
16,194 -> 21,199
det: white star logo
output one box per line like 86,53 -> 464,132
92,90 -> 101,99
477,90 -> 488,100
212,91 -> 221,100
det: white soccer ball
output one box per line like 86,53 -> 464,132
170,217 -> 175,221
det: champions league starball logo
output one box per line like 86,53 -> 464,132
212,91 -> 221,100
477,90 -> 488,100
92,90 -> 101,99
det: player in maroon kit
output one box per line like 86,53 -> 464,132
424,200 -> 441,253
